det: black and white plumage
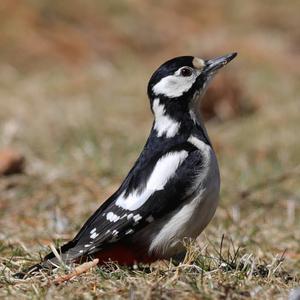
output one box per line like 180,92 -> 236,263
16,52 -> 237,278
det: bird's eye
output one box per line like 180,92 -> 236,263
180,67 -> 193,77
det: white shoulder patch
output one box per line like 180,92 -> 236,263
153,99 -> 180,138
146,150 -> 188,190
116,150 -> 188,211
152,69 -> 197,98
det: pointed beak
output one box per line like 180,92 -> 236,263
204,52 -> 237,74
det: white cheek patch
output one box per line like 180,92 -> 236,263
153,99 -> 180,138
116,150 -> 188,211
152,71 -> 198,98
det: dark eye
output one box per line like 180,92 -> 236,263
180,67 -> 192,77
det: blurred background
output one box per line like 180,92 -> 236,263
0,0 -> 299,294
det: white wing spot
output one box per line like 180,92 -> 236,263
125,229 -> 134,235
116,151 -> 188,211
90,232 -> 99,239
133,214 -> 142,222
84,244 -> 91,248
90,228 -> 97,234
153,99 -> 180,138
106,212 -> 120,222
127,213 -> 133,220
112,230 -> 119,236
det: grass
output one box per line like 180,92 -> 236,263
0,236 -> 298,299
0,0 -> 300,299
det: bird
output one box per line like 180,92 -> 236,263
16,52 -> 237,278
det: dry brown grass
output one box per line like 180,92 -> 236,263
0,1 -> 300,299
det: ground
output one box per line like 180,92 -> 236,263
0,1 -> 299,299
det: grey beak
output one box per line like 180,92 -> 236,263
204,52 -> 237,74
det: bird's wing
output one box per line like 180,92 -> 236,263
51,141 -> 206,261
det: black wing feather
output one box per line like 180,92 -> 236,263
43,140 -> 205,262
70,144 -> 204,256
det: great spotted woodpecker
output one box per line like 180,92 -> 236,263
16,52 -> 237,278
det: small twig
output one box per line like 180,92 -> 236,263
53,259 -> 99,284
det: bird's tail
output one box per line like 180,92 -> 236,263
14,240 -> 81,279
14,261 -> 51,279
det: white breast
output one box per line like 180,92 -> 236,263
145,136 -> 220,257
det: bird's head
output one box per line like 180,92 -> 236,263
148,53 -> 237,119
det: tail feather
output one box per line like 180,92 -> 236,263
14,240 -> 81,279
14,261 -> 52,279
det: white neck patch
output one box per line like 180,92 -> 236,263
152,98 -> 180,138
116,150 -> 188,211
188,135 -> 210,157
152,68 -> 198,98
